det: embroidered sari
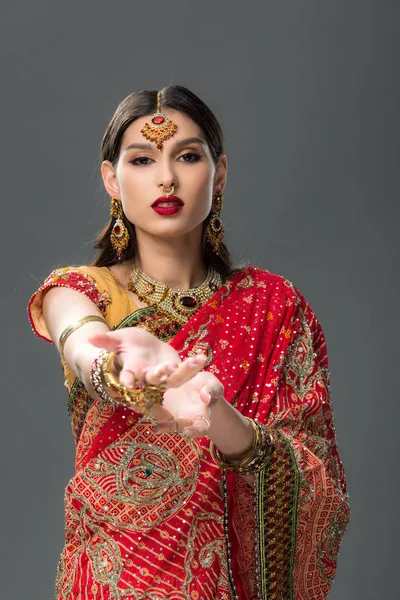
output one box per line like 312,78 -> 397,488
28,264 -> 350,599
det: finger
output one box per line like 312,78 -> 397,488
149,404 -> 171,422
153,418 -> 179,435
186,412 -> 211,436
144,362 -> 179,386
181,425 -> 208,438
154,417 -> 193,434
88,331 -> 119,351
165,354 -> 207,388
119,367 -> 139,388
199,386 -> 213,405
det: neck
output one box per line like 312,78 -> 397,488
132,226 -> 207,289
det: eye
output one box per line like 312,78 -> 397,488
129,153 -> 201,166
129,156 -> 154,166
178,152 -> 201,163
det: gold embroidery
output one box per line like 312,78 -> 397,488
188,341 -> 214,366
48,267 -> 112,315
184,512 -> 231,600
257,431 -> 299,600
317,499 -> 351,583
134,310 -> 181,341
237,273 -> 254,288
79,420 -> 201,530
281,306 -> 325,400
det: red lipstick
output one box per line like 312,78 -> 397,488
151,195 -> 184,216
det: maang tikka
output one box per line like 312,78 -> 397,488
141,91 -> 178,150
206,192 -> 225,254
110,197 -> 129,261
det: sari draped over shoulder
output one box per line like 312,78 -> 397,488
28,264 -> 350,600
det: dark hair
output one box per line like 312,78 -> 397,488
91,85 -> 236,278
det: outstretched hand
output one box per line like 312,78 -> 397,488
89,328 -> 207,389
88,327 -> 224,437
154,370 -> 224,437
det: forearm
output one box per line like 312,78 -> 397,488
42,286 -> 117,401
207,397 -> 254,460
65,329 -> 120,403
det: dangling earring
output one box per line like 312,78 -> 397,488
110,197 -> 129,261
206,192 -> 225,254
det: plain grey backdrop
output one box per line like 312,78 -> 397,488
1,1 -> 398,598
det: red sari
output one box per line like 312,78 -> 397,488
28,264 -> 350,599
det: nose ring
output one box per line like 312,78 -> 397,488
160,184 -> 174,197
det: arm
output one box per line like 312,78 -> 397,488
38,276 -> 258,461
208,397 -> 255,459
41,286 -> 217,411
42,286 -> 113,400
155,370 -> 257,467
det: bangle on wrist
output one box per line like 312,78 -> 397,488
59,315 -> 108,361
209,417 -> 273,475
100,351 -> 165,414
89,349 -> 115,403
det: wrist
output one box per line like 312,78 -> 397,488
210,418 -> 273,475
221,425 -> 255,464
207,397 -> 254,456
90,349 -> 115,403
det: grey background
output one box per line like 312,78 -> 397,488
1,1 -> 398,598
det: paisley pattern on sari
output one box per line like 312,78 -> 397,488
28,264 -> 350,599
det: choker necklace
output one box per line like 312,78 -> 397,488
128,265 -> 223,325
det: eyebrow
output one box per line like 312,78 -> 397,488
123,136 -> 207,153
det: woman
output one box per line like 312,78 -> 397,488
28,85 -> 350,599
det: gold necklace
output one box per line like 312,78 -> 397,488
128,264 -> 223,325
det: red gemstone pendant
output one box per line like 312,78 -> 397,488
180,296 -> 197,308
213,218 -> 222,231
152,115 -> 165,125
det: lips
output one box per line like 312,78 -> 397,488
151,195 -> 184,207
151,195 -> 184,216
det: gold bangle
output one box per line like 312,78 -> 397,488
209,418 -> 257,469
209,418 -> 273,474
101,351 -> 164,414
59,315 -> 108,360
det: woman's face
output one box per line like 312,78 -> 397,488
101,110 -> 227,241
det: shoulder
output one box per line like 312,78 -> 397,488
241,268 -> 327,367
242,265 -> 321,329
42,264 -> 107,284
241,265 -> 305,306
254,267 -> 325,338
41,265 -> 112,312
27,264 -> 113,342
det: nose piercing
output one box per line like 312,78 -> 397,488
160,184 -> 175,197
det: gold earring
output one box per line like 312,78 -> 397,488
110,197 -> 129,261
206,192 -> 225,254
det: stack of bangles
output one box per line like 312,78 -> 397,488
58,316 -> 165,414
89,349 -> 165,414
209,418 -> 274,475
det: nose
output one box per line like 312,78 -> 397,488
156,156 -> 177,194
160,183 -> 175,196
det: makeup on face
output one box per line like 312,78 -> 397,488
151,195 -> 184,216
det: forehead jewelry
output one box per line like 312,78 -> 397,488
141,91 -> 178,151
